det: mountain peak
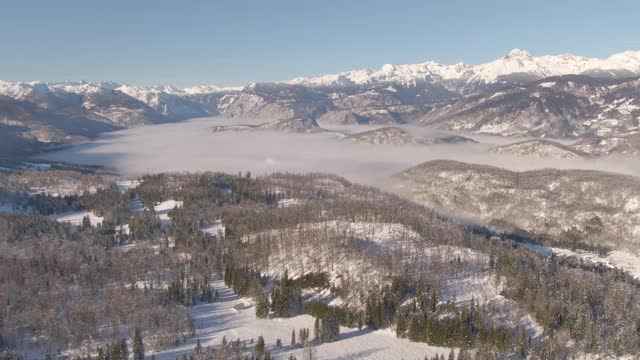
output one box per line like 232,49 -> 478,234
505,48 -> 532,58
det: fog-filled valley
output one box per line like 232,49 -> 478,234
41,116 -> 640,187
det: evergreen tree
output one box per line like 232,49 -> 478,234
314,317 -> 320,341
256,291 -> 270,319
516,326 -> 528,357
120,338 -> 129,360
320,314 -> 340,343
448,349 -> 455,360
254,336 -> 265,358
456,349 -> 470,360
132,326 -> 145,360
291,329 -> 296,346
430,288 -> 437,313
395,311 -> 407,337
82,215 -> 91,229
110,340 -> 121,360
194,339 -> 202,355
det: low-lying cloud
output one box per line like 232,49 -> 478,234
42,117 -> 640,188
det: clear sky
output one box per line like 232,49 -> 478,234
1,0 -> 639,87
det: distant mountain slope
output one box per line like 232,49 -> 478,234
346,126 -> 416,145
0,81 -> 240,158
392,160 -> 640,252
419,75 -> 640,138
490,139 -> 587,159
211,117 -> 321,133
221,83 -> 332,121
346,126 -> 477,145
572,132 -> 640,156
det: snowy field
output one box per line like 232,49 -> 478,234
0,203 -> 28,214
116,179 -> 141,192
551,247 -> 640,280
153,199 -> 183,227
524,242 -> 640,281
52,210 -> 104,226
154,279 -> 455,360
201,220 -> 225,237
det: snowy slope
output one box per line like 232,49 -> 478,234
154,279 -> 456,360
52,210 -> 104,226
490,139 -> 587,159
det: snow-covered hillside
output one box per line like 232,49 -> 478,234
53,210 -> 104,226
490,139 -> 587,159
393,160 -> 640,252
155,279 -> 455,360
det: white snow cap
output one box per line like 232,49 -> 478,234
285,48 -> 640,87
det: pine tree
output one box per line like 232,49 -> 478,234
82,215 -> 91,229
194,339 -> 203,355
516,325 -> 528,357
395,311 -> 407,337
255,336 -> 265,358
256,291 -> 270,318
291,329 -> 296,346
314,317 -> 320,341
110,340 -> 121,360
431,288 -> 437,313
132,326 -> 145,360
448,349 -> 455,360
120,338 -> 129,360
456,349 -> 470,360
320,314 -> 340,343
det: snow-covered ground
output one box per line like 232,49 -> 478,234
154,200 -> 183,228
52,210 -> 104,226
551,247 -> 640,280
277,198 -> 304,208
131,198 -> 145,213
523,242 -> 640,281
116,179 -> 141,192
243,220 -> 420,246
116,223 -> 130,235
130,199 -> 182,228
21,162 -> 52,171
154,279 -> 455,360
0,203 -> 29,214
201,220 -> 225,237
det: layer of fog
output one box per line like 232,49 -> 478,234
42,117 -> 640,188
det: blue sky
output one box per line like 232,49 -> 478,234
1,0 -> 639,87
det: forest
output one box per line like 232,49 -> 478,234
2,170 -> 640,359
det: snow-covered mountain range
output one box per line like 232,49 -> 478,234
2,49 -> 640,157
286,49 -> 640,89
